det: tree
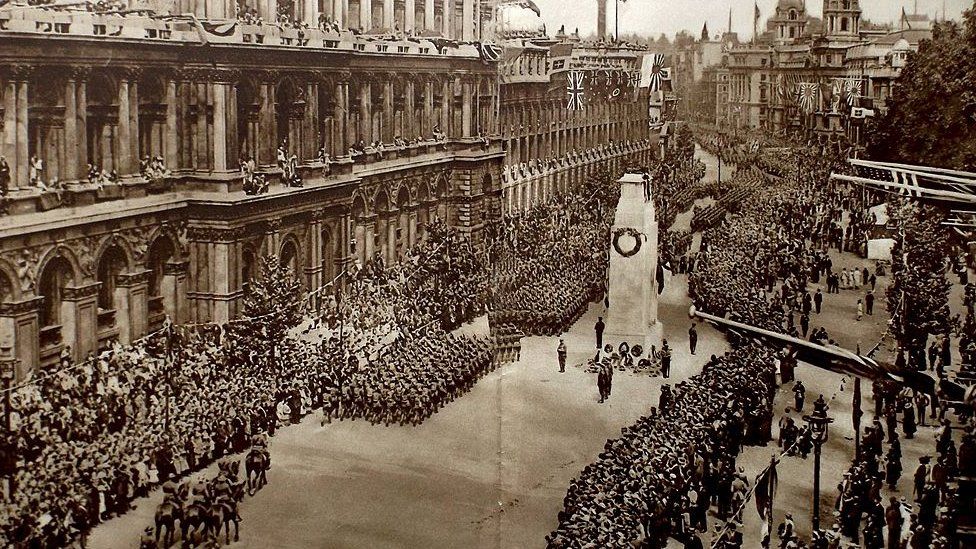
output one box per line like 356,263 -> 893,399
225,254 -> 305,368
867,8 -> 976,170
884,200 -> 952,358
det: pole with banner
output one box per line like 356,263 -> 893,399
853,376 -> 862,456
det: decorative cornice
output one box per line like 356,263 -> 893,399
62,282 -> 101,301
186,226 -> 245,243
11,65 -> 34,81
119,66 -> 143,81
163,261 -> 189,276
116,269 -> 151,288
264,218 -> 282,233
0,296 -> 44,316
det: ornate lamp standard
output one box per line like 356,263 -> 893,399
803,395 -> 834,534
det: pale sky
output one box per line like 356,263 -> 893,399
535,0 -> 973,40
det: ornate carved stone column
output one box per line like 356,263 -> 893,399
63,77 -> 78,181
422,77 -> 434,137
165,74 -> 178,170
360,0 -> 372,31
303,0 -> 318,26
358,77 -> 372,144
461,0 -> 473,40
440,78 -> 451,135
308,210 -> 325,294
162,261 -> 189,325
424,0 -> 434,30
258,72 -> 278,166
61,282 -> 100,364
0,297 -> 43,377
404,78 -> 416,139
117,69 -> 136,175
331,0 -> 345,27
333,72 -> 350,156
461,78 -> 473,137
405,0 -> 415,31
114,270 -> 150,344
442,0 -> 453,38
210,70 -> 237,172
187,226 -> 244,324
12,66 -> 31,189
382,76 -> 393,143
382,0 -> 393,30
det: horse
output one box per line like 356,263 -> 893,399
153,499 -> 182,547
181,502 -> 211,546
244,448 -> 270,494
209,500 -> 241,545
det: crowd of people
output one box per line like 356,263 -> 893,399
489,169 -> 619,336
0,219 -> 496,547
548,343 -> 777,548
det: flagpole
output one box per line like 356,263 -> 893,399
615,0 -> 619,41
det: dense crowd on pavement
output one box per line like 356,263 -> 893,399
547,343 -> 777,548
547,127 -> 936,548
0,220 -> 494,548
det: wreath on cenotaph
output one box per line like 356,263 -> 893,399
612,227 -> 643,258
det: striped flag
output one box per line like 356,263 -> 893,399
796,82 -> 817,113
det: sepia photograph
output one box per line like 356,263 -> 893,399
1,0 -> 976,547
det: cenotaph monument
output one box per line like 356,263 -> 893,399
603,171 -> 661,353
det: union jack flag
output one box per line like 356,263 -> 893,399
567,71 -> 585,110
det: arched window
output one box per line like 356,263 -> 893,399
38,255 -> 74,339
280,239 -> 299,275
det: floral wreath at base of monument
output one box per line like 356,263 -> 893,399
612,227 -> 643,258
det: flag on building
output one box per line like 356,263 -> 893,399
566,71 -> 585,110
476,42 -> 503,63
548,42 -> 574,72
796,82 -> 817,113
640,53 -> 672,91
844,78 -> 863,106
831,80 -> 843,113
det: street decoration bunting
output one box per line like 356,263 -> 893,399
566,71 -> 585,110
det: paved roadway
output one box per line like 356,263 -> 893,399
89,163 -> 727,549
90,146 -> 958,548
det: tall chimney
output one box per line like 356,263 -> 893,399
597,0 -> 607,39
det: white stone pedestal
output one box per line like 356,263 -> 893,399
603,172 -> 661,355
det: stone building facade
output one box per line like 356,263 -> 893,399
0,4 -> 654,373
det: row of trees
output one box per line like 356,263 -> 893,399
867,4 -> 976,170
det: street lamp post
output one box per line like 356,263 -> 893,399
803,395 -> 834,535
